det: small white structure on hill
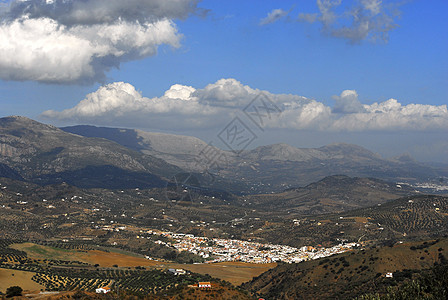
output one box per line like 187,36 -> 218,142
168,268 -> 186,275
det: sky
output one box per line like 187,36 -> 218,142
0,0 -> 447,162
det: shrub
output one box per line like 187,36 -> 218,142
6,286 -> 22,298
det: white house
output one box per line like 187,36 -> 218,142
95,287 -> 111,294
198,282 -> 211,289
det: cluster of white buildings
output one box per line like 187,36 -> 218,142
150,231 -> 359,264
410,182 -> 448,192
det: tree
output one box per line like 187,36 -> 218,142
6,286 -> 22,298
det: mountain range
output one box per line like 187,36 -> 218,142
0,116 -> 446,193
62,123 -> 447,193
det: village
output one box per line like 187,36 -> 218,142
141,230 -> 359,264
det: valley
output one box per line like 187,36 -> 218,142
0,1 -> 445,298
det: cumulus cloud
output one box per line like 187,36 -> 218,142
259,8 -> 291,25
0,0 -> 202,84
42,81 -> 219,129
299,0 -> 401,43
331,93 -> 448,131
198,78 -> 258,107
332,90 -> 366,113
41,79 -> 448,133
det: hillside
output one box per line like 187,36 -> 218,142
245,175 -> 417,215
242,194 -> 448,248
358,262 -> 448,299
243,238 -> 448,299
0,116 -> 181,189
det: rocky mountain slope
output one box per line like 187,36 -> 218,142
62,125 -> 219,171
0,116 -> 181,188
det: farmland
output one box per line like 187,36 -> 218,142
11,243 -> 161,267
10,242 -> 275,285
0,240 -> 275,295
169,262 -> 277,285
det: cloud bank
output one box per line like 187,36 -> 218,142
299,0 -> 400,43
42,79 -> 448,132
0,0 -> 202,84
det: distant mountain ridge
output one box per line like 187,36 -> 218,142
61,124 -> 447,193
240,142 -> 382,162
62,125 -> 381,163
62,125 -> 212,170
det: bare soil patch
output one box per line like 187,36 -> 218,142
0,268 -> 43,293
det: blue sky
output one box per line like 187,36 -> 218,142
0,0 -> 447,162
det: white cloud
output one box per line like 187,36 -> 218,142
0,17 -> 180,84
332,95 -> 448,131
196,78 -> 257,107
41,81 -> 220,129
332,90 -> 366,113
41,79 -> 448,133
164,84 -> 196,101
299,0 -> 401,43
0,0 -> 202,84
271,100 -> 332,130
260,8 -> 290,25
